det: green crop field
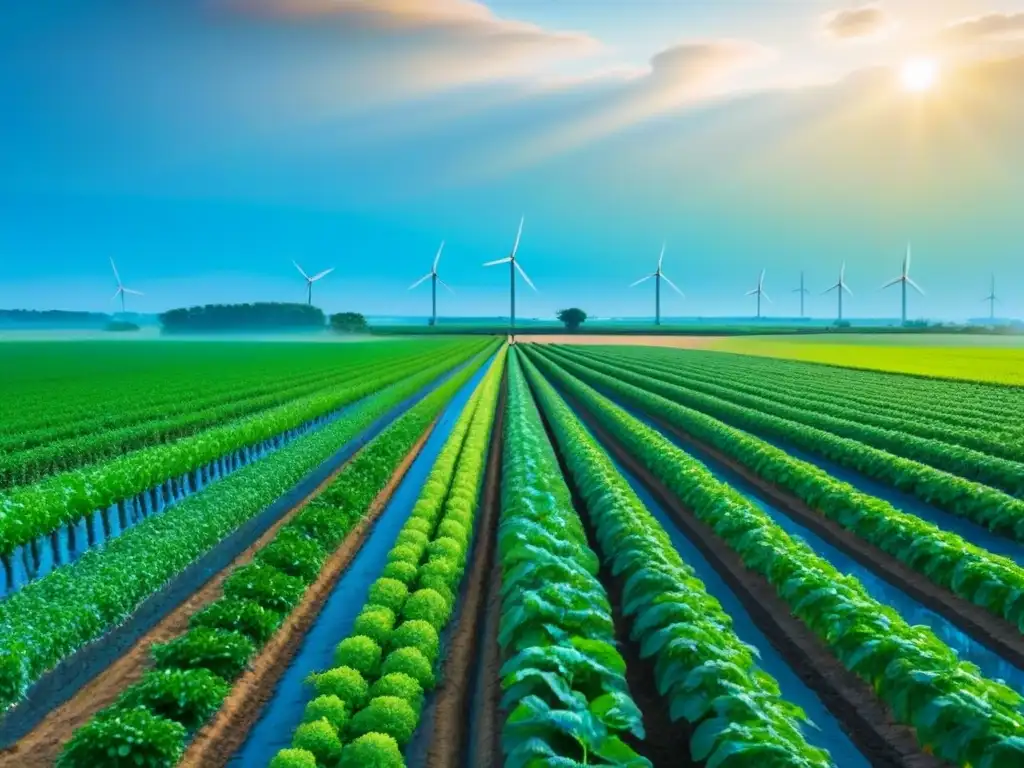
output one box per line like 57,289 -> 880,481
2,337 -> 1023,768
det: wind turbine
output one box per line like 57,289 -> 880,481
110,258 -> 143,315
983,274 -> 998,321
792,271 -> 810,319
881,243 -> 924,325
745,269 -> 771,319
293,261 -> 334,306
409,241 -> 453,326
483,216 -> 536,331
629,242 -> 684,326
822,262 -> 853,322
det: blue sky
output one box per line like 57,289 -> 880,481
1,0 -> 1022,320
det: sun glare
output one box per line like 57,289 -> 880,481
901,58 -> 938,92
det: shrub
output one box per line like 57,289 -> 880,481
369,673 -> 424,714
292,719 -> 342,765
303,695 -> 348,731
152,628 -> 254,681
338,732 -> 405,768
256,530 -> 327,584
333,636 -> 382,677
352,607 -> 396,647
111,668 -> 228,732
223,563 -> 306,614
381,647 -> 434,690
403,517 -> 433,536
436,519 -> 469,547
394,530 -> 429,552
386,544 -> 422,566
427,537 -> 465,563
402,588 -> 450,631
189,597 -> 282,647
293,502 -> 351,547
389,620 -> 440,663
56,705 -> 185,768
307,666 -> 368,709
417,558 -> 459,589
415,577 -> 455,610
269,748 -> 318,768
381,560 -> 418,585
347,695 -> 418,746
367,578 -> 409,614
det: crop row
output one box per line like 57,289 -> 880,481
528,348 -> 1024,768
534,349 -> 1024,631
541,346 -> 1024,541
578,346 -> 1022,460
0,346 -> 456,488
0,348 -> 493,712
268,347 -> 505,768
0,339 -> 491,559
55,349 -> 494,768
520,352 -> 834,767
559,346 -> 1024,497
497,350 -> 649,767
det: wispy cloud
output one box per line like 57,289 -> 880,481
943,12 -> 1024,43
821,4 -> 891,41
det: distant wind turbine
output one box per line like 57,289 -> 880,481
983,274 -> 998,321
792,271 -> 810,319
822,262 -> 853,321
881,243 -> 924,324
110,258 -> 143,314
745,269 -> 771,319
629,242 -> 684,326
293,261 -> 334,306
483,216 -> 536,331
409,241 -> 453,326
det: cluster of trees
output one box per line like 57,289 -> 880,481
0,310 -> 112,329
159,303 -> 326,332
557,308 -> 588,330
330,312 -> 368,333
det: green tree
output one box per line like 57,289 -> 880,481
556,308 -> 588,331
330,312 -> 369,333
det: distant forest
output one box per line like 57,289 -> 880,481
0,309 -> 112,328
159,302 -> 326,332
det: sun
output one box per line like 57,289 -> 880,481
901,58 -> 938,92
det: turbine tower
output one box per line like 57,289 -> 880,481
983,274 -> 998,321
792,271 -> 810,319
293,261 -> 334,306
629,242 -> 684,326
881,243 -> 924,325
483,216 -> 536,332
110,258 -> 143,315
823,262 -> 853,322
745,269 -> 771,319
409,241 -> 453,326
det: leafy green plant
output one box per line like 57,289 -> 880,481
401,588 -> 450,630
367,577 -> 409,614
381,647 -> 435,690
269,748 -> 318,768
337,733 -> 405,768
352,606 -> 396,646
189,597 -> 282,647
152,628 -> 254,681
307,666 -> 368,709
223,563 -> 306,614
369,672 -> 424,715
292,718 -> 342,765
56,706 -> 186,768
302,694 -> 349,731
381,560 -> 418,585
333,635 -> 383,677
389,619 -> 440,663
110,668 -> 229,732
256,529 -> 327,584
386,544 -> 421,566
347,695 -> 418,746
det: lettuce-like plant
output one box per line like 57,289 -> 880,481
152,628 -> 254,681
189,597 -> 282,647
57,705 -> 186,768
351,606 -> 396,646
381,560 -> 418,585
402,588 -> 450,630
347,695 -> 418,746
269,748 -> 318,768
110,668 -> 229,732
333,635 -> 382,677
338,732 -> 405,768
223,563 -> 306,614
302,694 -> 348,731
306,666 -> 368,709
380,647 -> 434,690
256,529 -> 327,584
367,577 -> 409,614
389,619 -> 440,663
292,718 -> 342,765
369,672 -> 424,715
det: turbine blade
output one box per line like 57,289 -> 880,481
758,268 -> 765,289
437,278 -> 455,294
111,287 -> 123,301
657,242 -> 665,270
433,241 -> 444,271
109,257 -> 121,285
408,273 -> 431,290
822,284 -> 838,294
630,274 -> 654,288
762,291 -> 773,304
515,260 -> 537,291
122,288 -> 144,296
842,282 -> 854,296
662,274 -> 684,297
310,267 -> 334,282
880,276 -> 902,289
907,277 -> 925,295
483,257 -> 512,267
292,260 -> 310,280
511,216 -> 524,259
745,288 -> 759,296
904,243 -> 911,276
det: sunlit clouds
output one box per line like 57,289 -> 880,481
822,4 -> 892,41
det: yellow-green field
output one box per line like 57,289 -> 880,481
710,334 -> 1024,385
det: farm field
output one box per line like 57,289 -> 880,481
1,338 -> 1023,767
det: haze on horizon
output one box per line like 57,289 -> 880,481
1,1 -> 1022,321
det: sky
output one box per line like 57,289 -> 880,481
1,0 -> 1022,321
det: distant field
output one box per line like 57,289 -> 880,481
711,334 -> 1024,384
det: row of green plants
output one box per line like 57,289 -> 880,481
55,350 -> 494,768
0,348 -> 495,712
528,349 -> 1024,768
534,348 -> 1024,632
559,347 -> 1024,498
577,346 -> 1020,461
594,345 -> 1016,435
520,353 -> 834,767
0,339 -> 491,557
269,348 -> 505,768
496,350 -> 650,768
542,347 -> 1024,541
0,346 -> 452,488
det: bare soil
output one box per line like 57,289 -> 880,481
181,422 -> 437,768
514,335 -> 723,348
423,373 -> 507,768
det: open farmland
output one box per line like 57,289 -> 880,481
1,338 -> 1024,768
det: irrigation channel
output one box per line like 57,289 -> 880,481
0,355 -> 482,750
229,355 -> 493,767
606,397 -> 1024,694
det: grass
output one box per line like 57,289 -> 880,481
710,335 -> 1024,385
